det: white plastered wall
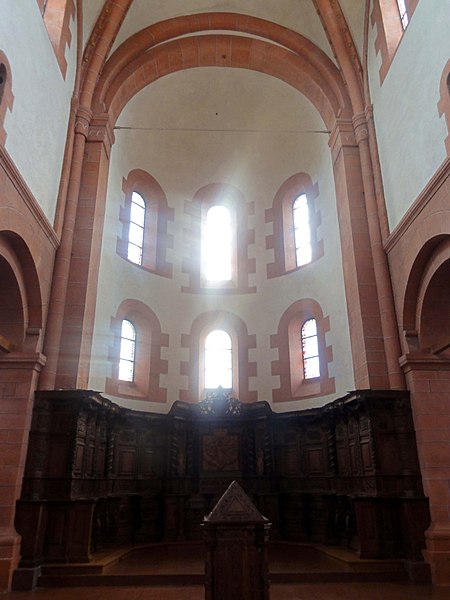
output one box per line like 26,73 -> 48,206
368,0 -> 450,231
89,67 -> 355,413
1,0 -> 77,224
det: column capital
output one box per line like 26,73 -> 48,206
328,119 -> 356,164
87,113 -> 115,156
352,112 -> 369,144
74,106 -> 93,137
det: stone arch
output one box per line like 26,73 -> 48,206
416,238 -> 450,354
92,13 -> 352,128
402,234 -> 449,342
0,232 -> 42,352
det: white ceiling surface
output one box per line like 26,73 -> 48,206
116,67 -> 325,135
107,0 -> 336,62
82,1 -> 366,66
338,0 -> 366,60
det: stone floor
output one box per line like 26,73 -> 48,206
2,582 -> 450,600
7,543 -> 450,599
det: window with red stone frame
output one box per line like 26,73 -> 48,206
266,173 -> 323,278
371,0 -> 419,84
182,183 -> 256,294
271,299 -> 335,402
438,60 -> 450,157
180,310 -> 257,403
117,169 -> 173,278
0,52 -> 14,146
36,0 -> 75,78
106,299 -> 169,403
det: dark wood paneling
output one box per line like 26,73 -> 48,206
15,389 -> 430,567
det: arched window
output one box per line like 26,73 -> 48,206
127,192 -> 146,265
204,329 -> 233,389
203,206 -> 232,282
371,0 -> 418,84
271,299 -> 335,402
37,0 -> 75,77
301,318 -> 320,379
0,64 -> 6,106
182,183 -> 255,294
117,170 -> 173,278
293,194 -> 312,267
119,319 -> 136,382
0,52 -> 14,146
396,0 -> 409,29
266,173 -> 322,278
106,300 -> 168,402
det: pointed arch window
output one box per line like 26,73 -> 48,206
127,192 -> 146,265
203,205 -> 232,282
293,194 -> 312,267
119,319 -> 136,382
301,318 -> 320,379
396,0 -> 409,30
204,329 -> 233,389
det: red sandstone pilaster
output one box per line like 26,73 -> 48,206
401,354 -> 450,584
0,353 -> 46,590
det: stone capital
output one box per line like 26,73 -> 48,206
352,112 -> 369,144
328,119 -> 356,164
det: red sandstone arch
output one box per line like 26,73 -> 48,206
402,235 -> 449,339
416,238 -> 450,352
0,232 -> 43,350
91,13 -> 352,129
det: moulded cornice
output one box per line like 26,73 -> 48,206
384,156 -> 450,253
0,145 -> 59,249
0,352 -> 47,370
400,352 -> 450,372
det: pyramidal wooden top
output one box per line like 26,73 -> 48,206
204,480 -> 270,523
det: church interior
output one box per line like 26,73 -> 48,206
1,0 -> 450,596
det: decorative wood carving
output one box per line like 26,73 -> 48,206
204,481 -> 271,600
15,389 -> 430,569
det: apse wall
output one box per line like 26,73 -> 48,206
368,0 -> 449,230
89,68 -> 355,412
0,0 -> 76,224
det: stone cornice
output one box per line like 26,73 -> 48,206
0,352 -> 46,370
0,145 -> 59,249
385,157 -> 450,253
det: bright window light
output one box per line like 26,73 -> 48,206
301,318 -> 320,379
127,192 -> 146,265
119,319 -> 136,382
204,329 -> 232,388
204,205 -> 232,281
293,194 -> 312,267
396,0 -> 409,30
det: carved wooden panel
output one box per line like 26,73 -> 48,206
17,389 -> 429,566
